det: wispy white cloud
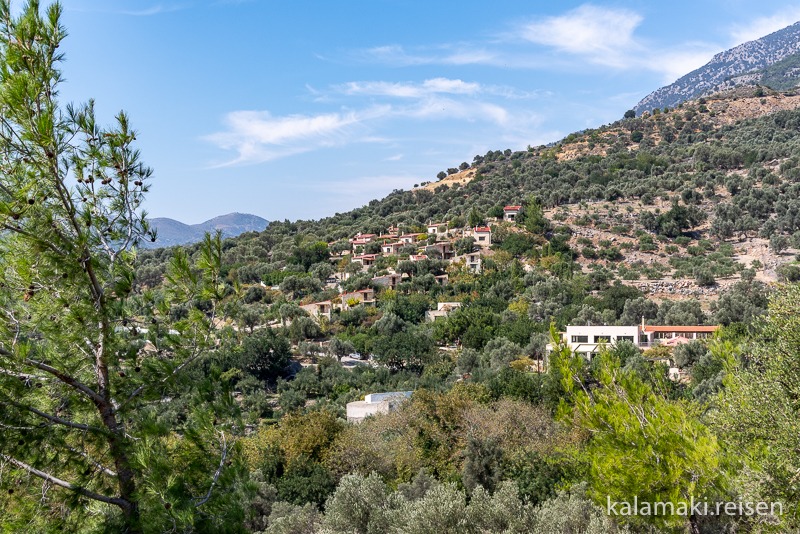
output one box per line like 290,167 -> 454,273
335,78 -> 540,100
344,4 -> 717,82
729,9 -> 800,45
517,4 -> 643,68
649,44 -> 723,82
204,107 -> 388,166
352,44 -> 497,67
207,73 -> 541,166
385,154 -> 404,161
514,4 -> 720,82
67,3 -> 187,16
403,97 -> 510,125
339,78 -> 481,98
122,5 -> 184,16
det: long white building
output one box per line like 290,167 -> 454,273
550,324 -> 719,357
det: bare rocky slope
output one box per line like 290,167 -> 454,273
635,21 -> 800,114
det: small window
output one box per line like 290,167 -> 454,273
571,335 -> 589,343
594,335 -> 611,343
617,336 -> 634,342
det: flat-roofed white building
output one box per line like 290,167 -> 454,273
557,325 -> 639,357
425,302 -> 461,322
346,391 -> 412,423
549,324 -> 720,357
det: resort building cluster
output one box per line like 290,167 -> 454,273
296,205 -> 525,322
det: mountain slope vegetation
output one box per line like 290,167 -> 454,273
635,21 -> 800,113
145,212 -> 269,248
6,2 -> 800,528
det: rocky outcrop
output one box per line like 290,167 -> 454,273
635,22 -> 800,114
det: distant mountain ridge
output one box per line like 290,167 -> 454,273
144,213 -> 268,248
635,21 -> 800,114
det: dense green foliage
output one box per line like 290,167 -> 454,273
6,4 -> 800,533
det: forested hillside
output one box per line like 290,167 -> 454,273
109,87 -> 800,531
4,3 -> 800,532
138,87 -> 800,300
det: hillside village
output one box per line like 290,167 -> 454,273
8,4 -> 800,531
298,207 -> 516,322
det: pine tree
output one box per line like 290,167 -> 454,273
0,3 -> 242,531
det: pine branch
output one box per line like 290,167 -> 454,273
23,358 -> 104,406
65,446 -> 117,478
193,432 -> 229,508
0,453 -> 127,508
0,366 -> 46,381
2,399 -> 101,432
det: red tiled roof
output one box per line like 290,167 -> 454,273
504,205 -> 522,211
642,326 -> 719,333
474,226 -> 491,233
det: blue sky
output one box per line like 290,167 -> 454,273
49,1 -> 800,223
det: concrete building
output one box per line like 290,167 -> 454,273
372,273 -> 404,290
556,325 -> 640,357
425,242 -> 455,260
346,391 -> 413,423
550,324 -> 720,357
425,302 -> 461,322
459,252 -> 481,273
300,301 -> 333,321
426,223 -> 447,237
381,241 -> 404,255
341,288 -> 376,309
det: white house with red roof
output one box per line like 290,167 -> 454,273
470,226 -> 492,247
350,233 -> 377,252
503,205 -> 522,222
398,233 -> 423,244
352,254 -> 379,267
